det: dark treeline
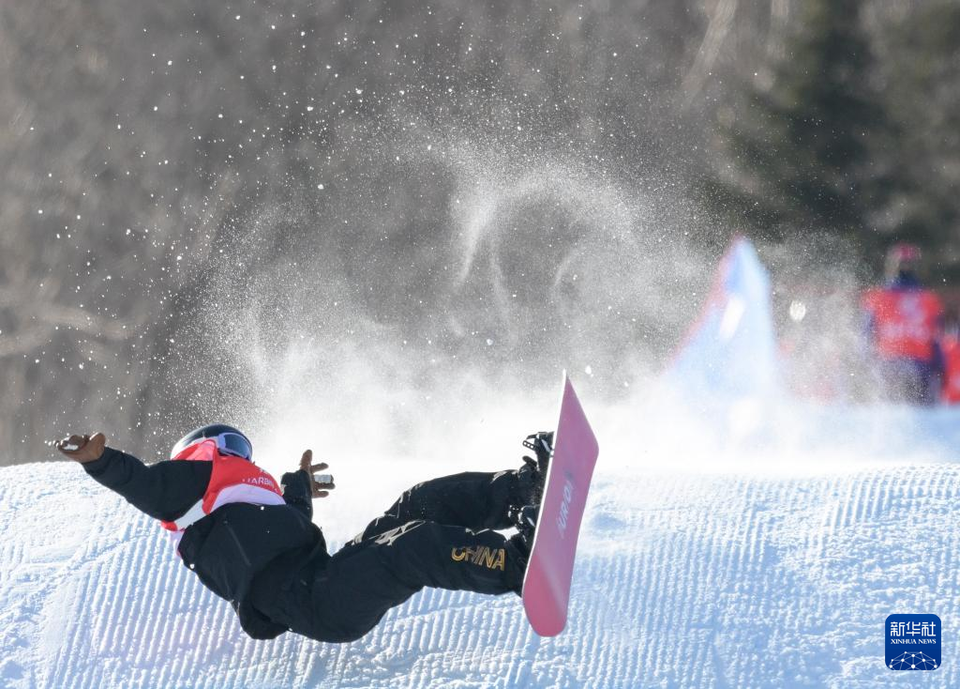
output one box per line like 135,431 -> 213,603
707,0 -> 960,278
2,0 -> 958,462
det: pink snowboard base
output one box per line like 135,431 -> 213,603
522,374 -> 599,637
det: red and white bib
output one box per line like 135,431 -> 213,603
160,439 -> 286,537
862,288 -> 942,362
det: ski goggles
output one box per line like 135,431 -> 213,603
175,432 -> 253,461
213,432 -> 253,460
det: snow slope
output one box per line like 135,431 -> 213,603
6,238 -> 957,687
3,450 -> 960,689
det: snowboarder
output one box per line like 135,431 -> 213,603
56,425 -> 552,643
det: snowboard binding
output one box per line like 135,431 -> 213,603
522,431 -> 554,475
510,431 -> 553,555
508,503 -> 540,557
515,431 -> 554,507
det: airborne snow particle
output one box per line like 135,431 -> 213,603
789,300 -> 807,322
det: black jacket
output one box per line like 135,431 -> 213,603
83,447 -> 328,639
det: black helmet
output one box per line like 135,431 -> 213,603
170,423 -> 253,461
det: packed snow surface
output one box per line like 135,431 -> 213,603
2,439 -> 959,688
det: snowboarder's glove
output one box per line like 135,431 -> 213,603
55,432 -> 107,464
298,449 -> 336,499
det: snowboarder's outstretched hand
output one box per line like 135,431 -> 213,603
55,432 -> 107,463
299,449 -> 335,499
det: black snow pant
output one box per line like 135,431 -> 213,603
250,470 -> 529,643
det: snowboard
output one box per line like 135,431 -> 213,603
522,373 -> 599,637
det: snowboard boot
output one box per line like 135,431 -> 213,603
508,503 -> 540,556
514,431 -> 554,507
